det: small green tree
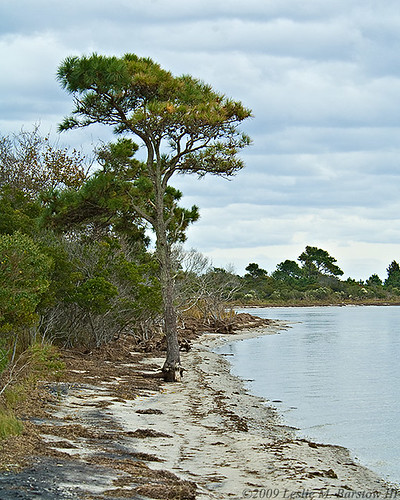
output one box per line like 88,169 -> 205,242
273,259 -> 304,283
245,263 -> 268,279
57,53 -> 252,380
241,263 -> 274,300
366,274 -> 382,287
0,232 -> 52,344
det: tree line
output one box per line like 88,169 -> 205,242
236,246 -> 400,304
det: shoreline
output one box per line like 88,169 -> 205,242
111,321 -> 398,498
236,302 -> 400,308
1,320 -> 398,499
195,323 -> 400,494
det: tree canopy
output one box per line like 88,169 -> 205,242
57,53 -> 251,179
298,246 -> 344,279
272,260 -> 304,282
245,263 -> 268,279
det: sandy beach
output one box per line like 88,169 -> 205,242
1,320 -> 398,499
121,324 -> 398,499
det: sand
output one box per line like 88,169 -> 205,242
11,321 -> 398,499
112,323 -> 397,499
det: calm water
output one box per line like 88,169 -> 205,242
216,306 -> 400,484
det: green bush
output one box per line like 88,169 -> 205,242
0,232 -> 52,337
39,236 -> 162,348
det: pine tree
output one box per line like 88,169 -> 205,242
57,53 -> 252,380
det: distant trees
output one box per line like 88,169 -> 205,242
245,263 -> 267,279
272,246 -> 343,286
366,274 -> 383,287
237,247 -> 400,304
272,260 -> 304,283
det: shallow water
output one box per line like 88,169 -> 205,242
216,306 -> 400,484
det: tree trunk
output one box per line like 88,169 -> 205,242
161,275 -> 182,382
154,182 -> 182,382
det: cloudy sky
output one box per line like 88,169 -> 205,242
1,0 -> 400,280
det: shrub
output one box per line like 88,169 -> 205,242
0,232 -> 52,341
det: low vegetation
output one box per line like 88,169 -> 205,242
0,341 -> 64,440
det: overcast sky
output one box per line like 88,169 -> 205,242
1,0 -> 400,280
